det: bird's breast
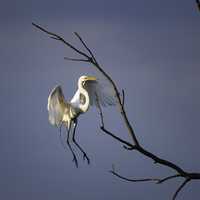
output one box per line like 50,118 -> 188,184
69,104 -> 82,118
79,93 -> 86,105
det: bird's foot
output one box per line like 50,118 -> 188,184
72,155 -> 78,168
83,153 -> 90,164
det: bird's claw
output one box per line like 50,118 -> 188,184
83,153 -> 90,164
72,155 -> 78,168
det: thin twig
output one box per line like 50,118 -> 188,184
172,178 -> 190,200
32,23 -> 91,60
156,174 -> 182,184
64,57 -> 90,62
110,170 -> 159,183
74,32 -> 97,63
110,165 -> 181,185
122,89 -> 125,107
101,126 -> 135,149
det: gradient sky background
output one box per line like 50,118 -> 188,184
1,0 -> 200,199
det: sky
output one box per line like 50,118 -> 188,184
0,0 -> 200,199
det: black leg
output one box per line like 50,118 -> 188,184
66,123 -> 78,168
72,119 -> 90,164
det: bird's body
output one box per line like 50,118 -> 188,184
47,75 -> 116,166
47,76 -> 97,129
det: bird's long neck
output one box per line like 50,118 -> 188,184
79,84 -> 90,113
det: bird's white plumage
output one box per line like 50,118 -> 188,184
70,90 -> 81,107
84,79 -> 116,107
47,76 -> 116,128
47,85 -> 69,127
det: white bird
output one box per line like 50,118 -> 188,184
47,75 -> 116,167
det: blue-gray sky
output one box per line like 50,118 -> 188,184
1,0 -> 200,199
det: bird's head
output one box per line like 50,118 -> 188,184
78,75 -> 97,87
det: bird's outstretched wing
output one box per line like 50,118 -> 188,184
85,80 -> 117,107
47,85 -> 67,127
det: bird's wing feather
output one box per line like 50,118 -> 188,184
85,80 -> 117,107
47,85 -> 67,127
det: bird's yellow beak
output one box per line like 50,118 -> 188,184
85,76 -> 97,81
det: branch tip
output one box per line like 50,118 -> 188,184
64,57 -> 90,62
172,178 -> 190,200
123,145 -> 134,150
122,89 -> 125,107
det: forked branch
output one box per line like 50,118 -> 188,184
32,22 -> 200,199
110,165 -> 181,184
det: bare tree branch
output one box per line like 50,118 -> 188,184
33,22 -> 200,200
172,178 -> 191,200
32,23 -> 91,60
74,32 -> 97,63
64,57 -> 90,62
122,89 -> 125,107
100,126 -> 135,149
110,171 -> 182,185
99,119 -> 187,176
110,165 -> 182,185
156,174 -> 182,184
110,170 -> 160,183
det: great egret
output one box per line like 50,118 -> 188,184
47,75 -> 116,167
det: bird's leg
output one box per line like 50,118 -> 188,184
72,119 -> 90,164
66,123 -> 78,168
